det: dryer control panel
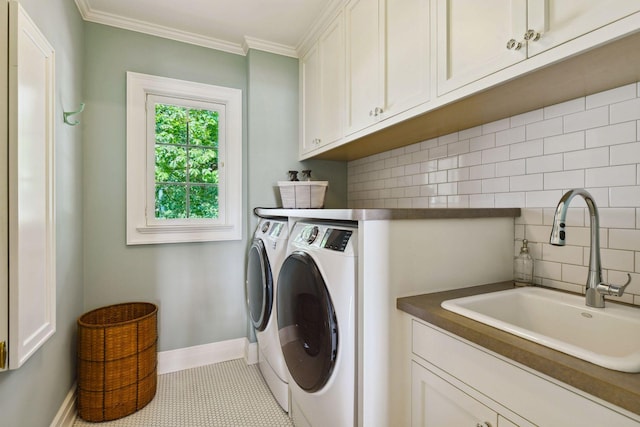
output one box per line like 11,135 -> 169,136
321,229 -> 353,252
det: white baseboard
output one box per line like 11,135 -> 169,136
51,337 -> 256,425
49,383 -> 77,427
158,337 -> 254,374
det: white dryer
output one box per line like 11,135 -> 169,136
246,218 -> 289,412
277,221 -> 357,427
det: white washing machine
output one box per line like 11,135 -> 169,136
277,221 -> 357,427
246,217 -> 290,412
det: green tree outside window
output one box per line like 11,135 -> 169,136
154,104 -> 219,219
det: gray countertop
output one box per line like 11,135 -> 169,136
397,282 -> 640,416
254,207 -> 521,221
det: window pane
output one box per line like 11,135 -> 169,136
155,145 -> 187,182
189,185 -> 219,219
155,104 -> 187,145
189,109 -> 219,148
156,184 -> 187,219
189,148 -> 218,184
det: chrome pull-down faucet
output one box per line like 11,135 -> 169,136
550,188 -> 631,308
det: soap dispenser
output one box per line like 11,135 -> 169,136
514,239 -> 534,286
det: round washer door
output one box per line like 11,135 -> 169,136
246,238 -> 273,331
277,251 -> 338,392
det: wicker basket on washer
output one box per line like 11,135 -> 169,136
76,302 -> 158,422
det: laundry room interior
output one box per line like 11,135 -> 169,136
2,0 -> 640,426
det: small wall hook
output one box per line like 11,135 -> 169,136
63,103 -> 85,126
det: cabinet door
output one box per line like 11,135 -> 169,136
8,1 -> 56,369
437,0 -> 527,96
318,11 -> 345,148
0,0 -> 9,373
411,361 -> 498,427
346,0 -> 382,135
527,1 -> 640,57
300,43 -> 321,155
385,0 -> 430,119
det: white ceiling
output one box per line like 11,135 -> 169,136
74,0 -> 338,57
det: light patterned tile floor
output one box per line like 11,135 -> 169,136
73,359 -> 294,427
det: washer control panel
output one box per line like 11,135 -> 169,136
321,229 -> 353,252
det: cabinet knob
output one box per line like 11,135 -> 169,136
524,29 -> 541,42
370,107 -> 384,117
476,423 -> 492,427
506,39 -> 522,50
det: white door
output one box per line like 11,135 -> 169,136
411,361 -> 498,427
346,0 -> 382,135
300,43 -> 321,155
318,11 -> 345,148
436,0 -> 527,95
384,0 -> 430,119
0,0 -> 9,372
527,0 -> 640,57
8,1 -> 56,369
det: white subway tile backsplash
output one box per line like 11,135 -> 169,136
586,83 -> 637,109
496,159 -> 525,177
609,229 -> 640,251
495,192 -> 525,208
459,151 -> 482,167
543,132 -> 585,154
601,248 -> 635,272
482,177 -> 509,194
526,153 -> 563,174
563,147 -> 609,170
610,142 -> 640,166
526,190 -> 563,208
609,186 -> 640,207
347,80 -> 640,305
586,165 -> 637,188
510,174 -> 543,192
482,146 -> 510,164
469,194 -> 495,208
482,118 -> 510,134
610,97 -> 640,124
544,170 -> 584,190
496,126 -> 526,146
459,126 -> 482,140
469,164 -> 495,180
510,139 -> 543,159
470,134 -> 495,152
585,121 -> 636,148
527,117 -> 563,140
564,106 -> 609,133
544,98 -> 584,119
511,109 -> 543,127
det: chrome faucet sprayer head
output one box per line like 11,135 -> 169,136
549,188 -> 594,246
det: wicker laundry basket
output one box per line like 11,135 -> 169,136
76,302 -> 158,422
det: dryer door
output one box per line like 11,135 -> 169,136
246,238 -> 273,331
277,251 -> 338,392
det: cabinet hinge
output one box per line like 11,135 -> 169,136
0,341 -> 6,369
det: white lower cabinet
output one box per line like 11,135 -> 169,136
411,319 -> 640,426
412,360 -> 517,427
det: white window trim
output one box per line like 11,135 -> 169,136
126,72 -> 242,244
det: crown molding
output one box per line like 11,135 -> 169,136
74,0 -> 300,57
296,0 -> 347,57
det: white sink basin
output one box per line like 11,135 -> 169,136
441,286 -> 640,372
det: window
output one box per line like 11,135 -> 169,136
126,72 -> 242,244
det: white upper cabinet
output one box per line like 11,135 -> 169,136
300,10 -> 345,156
437,0 -> 640,96
346,0 -> 430,135
437,0 -> 527,96
527,1 -> 640,57
346,0 -> 382,135
385,0 -> 431,121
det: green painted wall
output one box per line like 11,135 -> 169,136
82,23 -> 250,350
0,0 -> 85,425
